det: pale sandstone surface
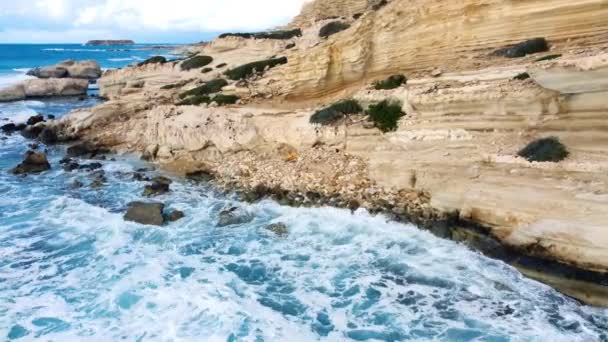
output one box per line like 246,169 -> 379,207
0,78 -> 89,102
54,0 -> 608,305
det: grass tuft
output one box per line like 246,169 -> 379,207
181,55 -> 213,71
366,100 -> 405,132
224,57 -> 287,80
319,21 -> 350,38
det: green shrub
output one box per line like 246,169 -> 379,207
176,95 -> 211,106
181,55 -> 213,71
491,38 -> 549,58
201,67 -> 213,73
216,63 -> 227,69
179,79 -> 228,99
371,0 -> 388,10
535,54 -> 562,62
374,74 -> 407,90
224,57 -> 288,80
212,94 -> 240,105
219,29 -> 302,40
319,21 -> 350,38
517,137 -> 569,162
310,99 -> 363,125
366,100 -> 404,132
513,72 -> 530,81
286,43 -> 296,49
139,56 -> 167,66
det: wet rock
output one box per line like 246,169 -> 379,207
1,123 -> 19,134
217,206 -> 253,227
70,180 -> 84,189
63,161 -> 80,172
265,223 -> 288,237
26,116 -> 44,126
10,151 -> 51,174
167,210 -> 185,222
88,170 -> 106,182
90,179 -> 105,188
132,172 -> 150,181
124,201 -> 165,226
79,162 -> 103,171
186,170 -> 214,183
47,114 -> 56,120
20,125 -> 44,139
66,143 -> 109,158
143,181 -> 170,197
38,127 -> 58,144
151,176 -> 172,185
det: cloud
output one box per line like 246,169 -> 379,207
0,0 -> 309,43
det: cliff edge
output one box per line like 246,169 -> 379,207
56,0 -> 608,305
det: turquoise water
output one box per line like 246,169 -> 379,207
0,46 -> 607,341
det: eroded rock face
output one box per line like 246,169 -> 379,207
124,202 -> 165,226
10,151 -> 51,175
28,60 -> 102,80
0,78 -> 89,102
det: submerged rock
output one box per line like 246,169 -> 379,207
217,206 -> 254,227
265,223 -> 288,237
143,180 -> 170,197
10,151 -> 51,174
186,170 -> 214,183
26,115 -> 45,126
66,143 -> 109,158
167,210 -> 185,222
124,202 -> 165,226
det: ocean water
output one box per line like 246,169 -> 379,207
0,46 -> 607,342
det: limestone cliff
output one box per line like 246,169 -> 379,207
55,0 -> 608,306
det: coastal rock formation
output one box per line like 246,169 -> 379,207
124,202 -> 165,226
0,78 -> 89,102
10,151 -> 51,174
27,60 -> 102,80
86,40 -> 134,46
53,0 -> 608,305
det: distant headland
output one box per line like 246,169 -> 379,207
85,40 -> 135,46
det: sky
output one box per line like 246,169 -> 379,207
0,0 -> 309,44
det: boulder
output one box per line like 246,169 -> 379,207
124,202 -> 165,226
27,66 -> 68,78
38,127 -> 58,144
28,60 -> 102,80
167,210 -> 185,222
186,170 -> 215,182
1,123 -> 21,134
10,151 -> 51,174
217,206 -> 254,227
143,181 -> 170,197
20,125 -> 44,139
26,115 -> 45,126
66,143 -> 109,158
23,78 -> 89,97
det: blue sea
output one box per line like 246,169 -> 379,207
0,45 -> 607,341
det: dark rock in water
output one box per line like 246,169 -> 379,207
143,181 -> 170,197
90,179 -> 105,189
66,143 -> 109,158
265,223 -> 288,237
124,201 -> 165,226
186,170 -> 214,182
491,38 -> 549,58
63,161 -> 79,172
70,180 -> 84,189
10,151 -> 51,174
348,199 -> 360,212
47,114 -> 55,120
132,172 -> 150,181
26,115 -> 45,126
79,162 -> 103,171
38,127 -> 58,144
167,210 -> 185,222
151,176 -> 172,185
217,206 -> 254,227
59,157 -> 73,164
28,143 -> 40,150
21,125 -> 44,139
1,123 -> 19,134
88,169 -> 106,182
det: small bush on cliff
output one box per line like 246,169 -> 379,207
513,72 -> 530,81
374,74 -> 407,90
319,21 -> 350,38
535,54 -> 562,62
176,95 -> 211,106
216,63 -> 227,69
179,79 -> 228,99
181,55 -> 214,71
201,67 -> 213,73
219,29 -> 302,40
139,56 -> 167,66
517,137 -> 569,162
212,94 -> 240,105
371,0 -> 388,10
491,38 -> 549,58
310,99 -> 363,125
224,57 -> 288,80
366,100 -> 404,132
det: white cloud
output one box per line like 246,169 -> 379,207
0,0 -> 310,43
